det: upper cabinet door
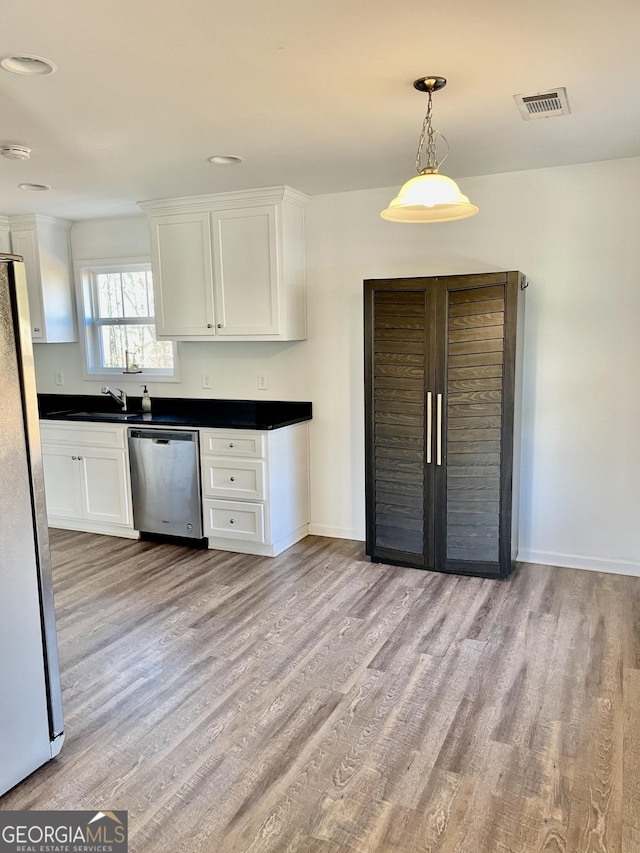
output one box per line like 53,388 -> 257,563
212,206 -> 280,336
150,212 -> 215,338
10,228 -> 45,340
9,215 -> 76,343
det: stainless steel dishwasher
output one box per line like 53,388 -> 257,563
128,428 -> 203,539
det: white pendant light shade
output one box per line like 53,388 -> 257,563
381,172 -> 478,222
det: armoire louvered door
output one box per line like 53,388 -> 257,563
364,280 -> 436,569
365,271 -> 525,579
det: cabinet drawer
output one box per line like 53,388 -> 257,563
200,430 -> 265,458
40,421 -> 126,449
202,458 -> 265,500
203,499 -> 265,542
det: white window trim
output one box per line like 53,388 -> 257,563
76,257 -> 180,383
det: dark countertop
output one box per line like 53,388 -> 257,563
38,394 -> 312,431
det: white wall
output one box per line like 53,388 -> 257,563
303,158 -> 640,574
34,157 -> 640,574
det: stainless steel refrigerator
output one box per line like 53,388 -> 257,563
0,254 -> 64,797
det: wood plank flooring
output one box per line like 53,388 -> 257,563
2,530 -> 640,852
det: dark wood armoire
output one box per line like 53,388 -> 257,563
364,271 -> 526,579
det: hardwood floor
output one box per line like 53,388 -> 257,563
2,530 -> 640,852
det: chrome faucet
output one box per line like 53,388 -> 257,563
101,385 -> 127,411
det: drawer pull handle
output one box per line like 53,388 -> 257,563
229,518 -> 235,524
230,476 -> 236,482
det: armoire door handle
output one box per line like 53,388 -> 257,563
436,393 -> 443,466
426,391 -> 432,464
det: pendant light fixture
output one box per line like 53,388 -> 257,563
381,76 -> 478,223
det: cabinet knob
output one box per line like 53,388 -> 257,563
230,476 -> 236,482
207,323 -> 213,329
229,518 -> 235,524
71,455 -> 77,460
229,443 -> 234,448
217,324 -> 222,329
33,327 -> 40,332
77,456 -> 83,460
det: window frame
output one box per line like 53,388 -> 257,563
77,258 -> 180,382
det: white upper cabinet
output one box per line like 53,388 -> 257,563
0,217 -> 10,254
139,186 -> 307,341
150,211 -> 215,337
9,214 -> 77,343
212,205 -> 279,336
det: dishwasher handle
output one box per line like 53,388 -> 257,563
128,428 -> 198,443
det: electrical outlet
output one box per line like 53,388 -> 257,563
257,371 -> 269,391
55,369 -> 64,386
201,371 -> 212,389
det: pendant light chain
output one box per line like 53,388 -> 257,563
416,87 -> 438,175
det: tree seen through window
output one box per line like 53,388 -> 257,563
94,269 -> 173,371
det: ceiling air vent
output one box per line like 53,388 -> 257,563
514,87 -> 570,120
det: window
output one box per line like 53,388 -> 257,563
80,260 -> 177,378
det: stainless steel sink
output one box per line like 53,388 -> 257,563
72,411 -> 139,421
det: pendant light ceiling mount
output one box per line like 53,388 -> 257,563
413,75 -> 447,94
381,74 -> 478,223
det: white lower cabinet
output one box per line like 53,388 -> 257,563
40,422 -> 135,537
200,423 -> 309,557
39,419 -> 310,554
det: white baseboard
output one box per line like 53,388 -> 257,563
49,520 -> 139,539
307,523 -> 365,541
517,549 -> 640,577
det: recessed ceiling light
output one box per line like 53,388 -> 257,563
207,155 -> 243,165
1,54 -> 57,76
18,183 -> 51,192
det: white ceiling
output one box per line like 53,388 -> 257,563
1,0 -> 639,221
